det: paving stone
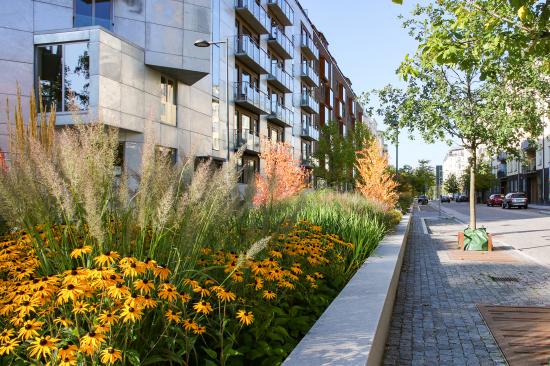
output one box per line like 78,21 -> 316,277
383,206 -> 550,365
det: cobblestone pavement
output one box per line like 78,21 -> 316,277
383,206 -> 550,365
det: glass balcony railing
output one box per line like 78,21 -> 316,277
268,100 -> 294,127
300,92 -> 319,114
301,122 -> 320,141
235,0 -> 270,34
234,81 -> 270,114
301,155 -> 315,168
300,61 -> 319,87
234,128 -> 261,153
268,26 -> 294,59
234,35 -> 270,74
267,62 -> 293,93
267,0 -> 294,26
300,34 -> 319,60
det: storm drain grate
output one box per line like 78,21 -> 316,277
489,275 -> 519,282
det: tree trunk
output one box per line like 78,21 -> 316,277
469,151 -> 477,229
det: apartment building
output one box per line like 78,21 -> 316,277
0,0 -> 367,184
493,118 -> 550,204
442,146 -> 470,182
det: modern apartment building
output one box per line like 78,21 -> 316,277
0,0 -> 368,184
442,146 -> 470,182
492,118 -> 550,204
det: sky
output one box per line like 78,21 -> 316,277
298,0 -> 451,168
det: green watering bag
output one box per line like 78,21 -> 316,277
463,227 -> 489,251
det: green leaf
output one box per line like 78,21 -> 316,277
392,0 -> 403,4
203,347 -> 217,360
125,350 -> 141,366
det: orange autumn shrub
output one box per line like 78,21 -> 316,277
355,141 -> 399,210
253,140 -> 307,206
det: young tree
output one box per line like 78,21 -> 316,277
253,140 -> 307,207
443,174 -> 460,195
356,140 -> 399,210
460,161 -> 497,196
414,160 -> 435,195
377,2 -> 548,229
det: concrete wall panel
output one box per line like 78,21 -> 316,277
33,1 -> 72,31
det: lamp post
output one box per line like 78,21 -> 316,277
389,120 -> 399,177
194,38 -> 231,163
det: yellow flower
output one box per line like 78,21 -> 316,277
193,325 -> 206,335
158,283 -> 178,303
192,285 -> 211,297
72,300 -> 89,315
179,292 -> 191,303
70,245 -> 92,258
58,343 -> 78,360
133,279 -> 155,294
262,290 -> 277,301
236,310 -> 254,326
153,265 -> 171,281
28,335 -> 59,360
94,251 -> 120,267
98,311 -> 118,326
18,319 -> 43,340
141,295 -> 157,309
80,330 -> 106,352
217,289 -> 236,303
0,328 -> 14,343
17,299 -> 38,317
53,316 -> 73,328
165,309 -> 182,323
57,283 -> 83,304
193,301 -> 213,315
182,319 -> 197,332
120,305 -> 143,323
0,338 -> 19,356
100,348 -> 123,364
107,282 -> 130,300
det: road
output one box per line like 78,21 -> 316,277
425,201 -> 550,267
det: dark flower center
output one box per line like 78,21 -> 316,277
67,284 -> 75,290
108,348 -> 115,354
39,339 -> 48,346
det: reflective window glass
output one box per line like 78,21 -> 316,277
64,43 -> 90,110
38,45 -> 63,112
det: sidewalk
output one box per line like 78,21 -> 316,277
383,206 -> 550,365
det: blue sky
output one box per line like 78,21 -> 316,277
299,0 -> 450,168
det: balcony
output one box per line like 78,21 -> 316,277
267,62 -> 293,93
267,101 -> 294,127
235,0 -> 270,34
497,152 -> 507,162
301,155 -> 315,168
300,34 -> 319,60
267,0 -> 294,26
233,129 -> 261,153
267,27 -> 294,59
497,169 -> 507,179
300,61 -> 319,87
301,122 -> 320,141
522,160 -> 537,174
300,92 -> 319,114
234,82 -> 270,114
235,35 -> 270,74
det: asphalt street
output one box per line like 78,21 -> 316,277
425,201 -> 550,267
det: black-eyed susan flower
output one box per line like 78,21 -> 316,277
94,251 -> 120,267
80,330 -> 106,352
192,285 -> 211,297
216,289 -> 236,303
179,292 -> 191,303
106,282 -> 130,300
58,343 -> 78,360
98,311 -> 118,326
141,295 -> 157,309
158,283 -> 178,303
70,245 -> 92,259
71,300 -> 90,315
0,329 -> 14,343
18,319 -> 43,340
182,319 -> 197,332
192,301 -> 213,315
57,283 -> 83,304
133,279 -> 155,294
262,290 -> 276,301
165,309 -> 181,323
28,335 -> 59,360
153,265 -> 171,281
53,316 -> 73,328
236,310 -> 254,326
193,325 -> 206,335
100,347 -> 123,364
120,305 -> 142,323
0,338 -> 20,356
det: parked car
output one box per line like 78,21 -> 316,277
440,195 -> 451,203
487,194 -> 504,207
502,192 -> 528,209
418,195 -> 429,205
456,195 -> 469,202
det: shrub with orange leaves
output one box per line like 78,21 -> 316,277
355,140 -> 399,210
253,139 -> 307,206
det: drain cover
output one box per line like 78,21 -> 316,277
489,275 -> 519,282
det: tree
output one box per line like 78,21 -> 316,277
356,140 -> 399,210
377,2 -> 548,229
444,174 -> 460,195
460,161 -> 497,195
253,140 -> 307,207
414,160 -> 435,195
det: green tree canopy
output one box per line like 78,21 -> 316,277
443,174 -> 461,194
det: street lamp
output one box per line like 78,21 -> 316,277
194,39 -> 231,163
389,120 -> 399,177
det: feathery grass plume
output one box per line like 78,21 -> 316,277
244,235 -> 271,260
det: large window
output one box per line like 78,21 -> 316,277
37,42 -> 90,112
160,76 -> 177,125
74,0 -> 113,30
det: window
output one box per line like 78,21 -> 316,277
212,100 -> 220,151
74,0 -> 113,30
155,146 -> 177,165
268,124 -> 284,142
240,157 -> 259,184
160,76 -> 177,125
212,0 -> 221,97
37,42 -> 90,112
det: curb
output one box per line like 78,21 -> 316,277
283,212 -> 413,366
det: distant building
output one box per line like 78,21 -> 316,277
442,146 -> 470,181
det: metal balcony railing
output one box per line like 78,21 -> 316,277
267,62 -> 293,93
268,26 -> 294,59
301,122 -> 320,141
235,35 -> 270,74
300,61 -> 319,87
267,0 -> 294,26
300,34 -> 319,60
267,100 -> 294,127
234,81 -> 270,114
300,92 -> 319,114
233,128 -> 261,153
235,0 -> 270,34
